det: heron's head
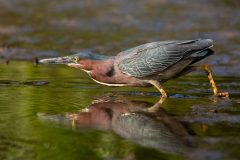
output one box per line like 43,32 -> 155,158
39,56 -> 93,73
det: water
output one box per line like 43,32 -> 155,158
1,0 -> 240,159
0,62 -> 239,160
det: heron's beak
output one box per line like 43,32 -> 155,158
39,56 -> 78,64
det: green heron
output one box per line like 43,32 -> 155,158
40,39 -> 229,98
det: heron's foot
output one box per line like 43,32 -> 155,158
215,92 -> 229,98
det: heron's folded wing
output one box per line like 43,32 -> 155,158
116,39 -> 212,78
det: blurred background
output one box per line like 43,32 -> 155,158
0,0 -> 240,75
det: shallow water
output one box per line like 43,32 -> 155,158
0,62 -> 240,160
1,0 -> 240,159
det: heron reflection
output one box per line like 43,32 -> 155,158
38,96 -> 193,154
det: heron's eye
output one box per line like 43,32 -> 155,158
73,57 -> 79,63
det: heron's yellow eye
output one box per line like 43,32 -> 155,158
73,57 -> 79,63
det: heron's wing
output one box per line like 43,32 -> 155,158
116,39 -> 212,77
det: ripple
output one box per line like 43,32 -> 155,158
181,113 -> 240,124
0,80 -> 49,87
0,135 -> 37,159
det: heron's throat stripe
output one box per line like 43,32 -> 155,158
90,78 -> 128,86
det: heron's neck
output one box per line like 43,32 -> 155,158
79,59 -> 114,75
78,59 -> 94,71
79,59 -> 120,84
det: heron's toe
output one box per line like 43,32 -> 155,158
216,92 -> 229,98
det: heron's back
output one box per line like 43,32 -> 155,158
115,39 -> 213,78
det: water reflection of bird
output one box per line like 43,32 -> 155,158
38,97 -> 192,154
40,39 -> 228,98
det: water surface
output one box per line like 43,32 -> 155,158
0,62 -> 240,160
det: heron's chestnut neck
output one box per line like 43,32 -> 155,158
78,59 -> 94,71
78,59 -> 114,72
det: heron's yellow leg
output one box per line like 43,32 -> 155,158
197,64 -> 229,98
147,96 -> 167,112
148,80 -> 168,98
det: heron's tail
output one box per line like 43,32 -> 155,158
189,49 -> 214,65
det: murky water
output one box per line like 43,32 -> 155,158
1,0 -> 240,160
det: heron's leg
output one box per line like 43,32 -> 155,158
148,80 -> 168,98
147,97 -> 166,112
188,64 -> 229,98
